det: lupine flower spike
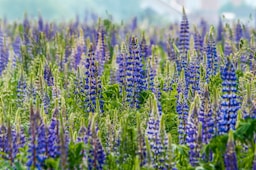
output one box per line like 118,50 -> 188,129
199,84 -> 214,144
224,131 -> 238,170
241,83 -> 256,119
218,58 -> 240,134
186,95 -> 200,166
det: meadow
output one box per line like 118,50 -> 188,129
0,9 -> 255,170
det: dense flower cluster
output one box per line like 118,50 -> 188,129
218,58 -> 240,134
0,6 -> 255,170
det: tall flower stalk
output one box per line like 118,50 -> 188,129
224,131 -> 238,170
218,58 -> 240,135
84,44 -> 103,113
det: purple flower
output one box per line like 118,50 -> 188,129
0,30 -> 9,75
27,106 -> 46,169
179,7 -> 189,55
199,85 -> 214,144
206,34 -> 218,82
13,36 -> 22,61
17,73 -> 27,107
218,58 -> 240,135
224,131 -> 238,170
131,17 -> 137,31
95,27 -> 107,76
178,7 -> 189,71
146,98 -> 169,169
224,41 -> 232,57
241,84 -> 256,119
84,44 -> 103,113
116,43 -> 128,90
126,36 -> 145,108
87,122 -> 105,170
199,19 -> 208,40
242,24 -> 250,41
46,108 -> 60,158
38,15 -> 44,32
188,55 -> 200,94
235,21 -> 242,45
186,100 -> 200,166
140,33 -> 148,61
73,31 -> 86,70
217,17 -> 223,42
43,64 -> 54,86
177,93 -> 189,145
3,125 -> 19,163
193,31 -> 203,56
167,38 -> 177,62
77,126 -> 88,144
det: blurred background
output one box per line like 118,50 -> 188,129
0,0 -> 256,25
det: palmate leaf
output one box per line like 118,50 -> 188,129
0,158 -> 15,170
45,158 -> 60,170
202,134 -> 228,169
138,90 -> 151,106
195,161 -> 215,170
67,142 -> 85,170
172,144 -> 191,168
237,146 -> 254,170
208,73 -> 222,96
102,84 -> 123,110
234,118 -> 256,145
201,118 -> 256,169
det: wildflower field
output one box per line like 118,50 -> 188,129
0,8 -> 256,170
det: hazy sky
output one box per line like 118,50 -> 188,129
0,0 -> 255,22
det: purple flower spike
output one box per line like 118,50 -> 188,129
186,100 -> 200,166
224,131 -> 238,170
126,36 -> 145,108
218,58 -> 240,135
199,85 -> 214,144
84,44 -> 103,113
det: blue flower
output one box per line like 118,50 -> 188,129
126,36 -> 145,108
13,36 -> 22,61
87,122 -> 105,170
186,100 -> 200,166
241,84 -> 256,119
177,93 -> 189,145
217,17 -> 223,42
199,85 -> 214,144
224,131 -> 238,170
73,31 -> 86,69
146,97 -> 169,169
95,28 -> 107,76
167,38 -> 177,63
218,58 -> 240,135
46,109 -> 60,158
235,21 -> 242,45
27,107 -> 47,169
0,30 -> 9,75
17,73 -> 27,107
179,7 -> 189,57
194,31 -> 203,56
38,15 -> 44,32
84,44 -> 103,113
199,19 -> 208,40
224,40 -> 232,57
188,55 -> 200,94
44,65 -> 54,86
116,42 -> 128,90
140,33 -> 148,61
206,34 -> 218,81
